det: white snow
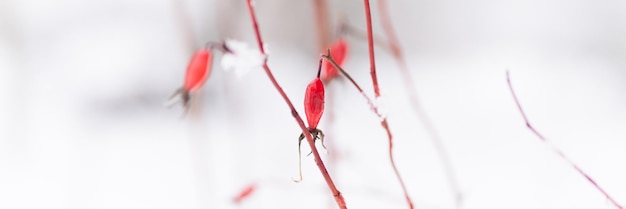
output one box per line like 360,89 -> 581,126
1,0 -> 625,209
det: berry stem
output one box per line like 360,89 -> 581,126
317,57 -> 323,79
506,71 -> 623,209
377,0 -> 462,207
360,1 -> 414,207
244,1 -> 347,208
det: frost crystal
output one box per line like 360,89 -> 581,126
221,39 -> 265,77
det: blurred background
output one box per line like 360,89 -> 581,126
1,0 -> 625,208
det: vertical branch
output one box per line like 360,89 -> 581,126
362,1 -> 414,208
172,0 -> 197,53
312,0 -> 330,51
377,0 -> 462,208
377,0 -> 401,58
244,1 -> 347,208
506,71 -> 623,209
363,0 -> 380,97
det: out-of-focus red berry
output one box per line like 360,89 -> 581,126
321,39 -> 348,82
233,183 -> 257,204
167,48 -> 213,110
184,49 -> 212,92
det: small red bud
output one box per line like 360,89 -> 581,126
304,78 -> 325,129
233,183 -> 257,204
321,38 -> 348,82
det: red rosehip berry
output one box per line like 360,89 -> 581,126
294,59 -> 328,182
304,77 -> 325,129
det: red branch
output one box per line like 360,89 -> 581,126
377,0 -> 462,208
362,1 -> 414,208
506,71 -> 623,209
363,0 -> 381,98
244,1 -> 347,208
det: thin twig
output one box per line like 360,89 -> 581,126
376,0 -> 462,208
244,1 -> 347,208
506,71 -> 623,209
322,51 -> 379,119
362,1 -> 414,208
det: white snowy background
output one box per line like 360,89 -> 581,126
1,0 -> 625,209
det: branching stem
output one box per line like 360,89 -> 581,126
361,1 -> 414,207
244,1 -> 346,208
